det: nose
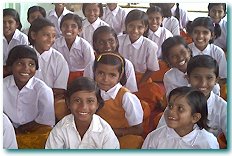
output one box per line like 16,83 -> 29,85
200,77 -> 208,87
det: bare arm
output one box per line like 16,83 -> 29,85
113,123 -> 143,137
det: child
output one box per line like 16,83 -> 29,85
22,5 -> 46,35
47,3 -> 73,38
45,77 -> 119,149
80,3 -> 109,46
3,8 -> 29,65
142,86 -> 219,149
3,45 -> 55,134
208,3 -> 227,51
53,13 -> 95,84
93,53 -> 144,149
146,6 -> 173,59
101,3 -> 127,35
83,26 -> 138,93
187,17 -> 227,86
28,17 -> 69,101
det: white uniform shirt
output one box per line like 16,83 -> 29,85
3,75 -> 55,128
102,5 -> 127,35
118,34 -> 159,73
171,4 -> 190,29
3,113 -> 18,149
162,16 -> 180,35
53,36 -> 95,71
213,19 -> 227,50
142,125 -> 219,149
34,47 -> 69,89
45,114 -> 120,149
81,17 -> 109,46
3,29 -> 29,65
147,27 -> 173,59
188,43 -> 227,78
83,58 -> 138,93
47,7 -> 73,38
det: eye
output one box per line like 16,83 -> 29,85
168,104 -> 173,109
178,106 -> 184,112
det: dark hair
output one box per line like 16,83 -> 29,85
146,6 -> 163,16
3,8 -> 22,30
60,13 -> 82,29
162,35 -> 191,64
27,6 -> 46,20
175,3 -> 180,22
93,26 -> 119,53
149,3 -> 172,17
28,17 -> 55,45
6,45 -> 39,70
93,53 -> 127,86
187,55 -> 219,78
65,77 -> 104,112
82,3 -> 104,18
208,3 -> 226,16
125,9 -> 149,29
168,86 -> 209,130
187,17 -> 221,43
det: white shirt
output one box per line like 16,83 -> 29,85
171,4 -> 190,29
188,43 -> 227,78
47,7 -> 73,38
3,75 -> 55,128
3,113 -> 18,149
102,5 -> 127,35
45,114 -> 120,149
53,36 -> 95,71
81,17 -> 109,46
213,19 -> 227,50
100,83 -> 143,126
147,27 -> 173,59
142,125 -> 219,149
34,47 -> 69,89
3,29 -> 29,65
83,58 -> 138,93
118,34 -> 159,73
162,16 -> 180,35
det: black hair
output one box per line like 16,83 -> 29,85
28,17 -> 55,46
149,3 -> 172,18
208,3 -> 226,16
168,86 -> 209,130
27,6 -> 46,20
82,3 -> 104,18
187,55 -> 219,78
3,8 -> 22,30
65,77 -> 104,112
6,45 -> 39,70
60,13 -> 82,29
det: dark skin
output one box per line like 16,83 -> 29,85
113,123 -> 143,137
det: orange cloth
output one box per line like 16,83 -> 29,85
54,99 -> 70,122
140,100 -> 151,137
150,60 -> 170,82
220,83 -> 227,101
180,30 -> 193,44
68,71 -> 84,85
217,133 -> 227,149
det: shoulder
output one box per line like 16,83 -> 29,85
31,77 -> 53,92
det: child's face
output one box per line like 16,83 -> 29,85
209,5 -> 225,24
3,15 -> 19,38
187,67 -> 217,98
11,58 -> 36,89
28,11 -> 44,24
84,4 -> 100,23
107,3 -> 117,11
31,26 -> 56,53
164,95 -> 198,136
167,44 -> 191,73
94,32 -> 118,54
148,12 -> 163,32
61,19 -> 81,40
68,90 -> 99,124
192,26 -> 213,51
126,20 -> 147,43
95,63 -> 121,91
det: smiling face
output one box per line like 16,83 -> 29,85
3,15 -> 19,39
209,5 -> 225,24
28,11 -> 44,24
61,19 -> 81,41
84,4 -> 100,23
126,20 -> 147,43
148,12 -> 163,32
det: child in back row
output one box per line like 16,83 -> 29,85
142,86 -> 219,149
45,77 -> 119,149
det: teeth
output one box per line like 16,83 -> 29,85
66,32 -> 72,36
179,60 -> 185,66
20,73 -> 29,76
199,88 -> 207,91
79,112 -> 88,115
168,116 -> 176,120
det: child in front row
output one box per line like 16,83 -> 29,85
142,86 -> 219,149
45,77 -> 119,149
94,53 -> 144,149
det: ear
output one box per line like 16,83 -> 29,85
30,31 -> 36,40
185,75 -> 190,83
78,28 -> 82,34
211,32 -> 216,40
192,113 -> 201,124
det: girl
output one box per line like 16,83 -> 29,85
93,53 -> 144,149
22,5 -> 46,35
45,77 -> 119,149
81,3 -> 109,46
3,8 -> 29,65
142,86 -> 219,149
101,3 -> 127,35
208,3 -> 227,51
187,17 -> 227,86
83,26 -> 138,93
28,17 -> 69,101
146,6 -> 173,59
53,13 -> 95,84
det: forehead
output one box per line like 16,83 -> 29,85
96,63 -> 120,72
193,26 -> 211,32
85,4 -> 99,9
71,90 -> 96,98
97,32 -> 116,40
169,94 -> 190,107
190,67 -> 216,76
127,20 -> 144,26
210,5 -> 225,11
148,12 -> 162,17
168,44 -> 188,54
3,15 -> 16,21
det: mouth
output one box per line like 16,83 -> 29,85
66,32 -> 72,36
20,73 -> 30,76
198,87 -> 207,91
79,112 -> 88,115
168,116 -> 176,120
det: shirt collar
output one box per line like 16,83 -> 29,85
192,43 -> 210,55
33,47 -> 53,62
107,6 -> 119,16
12,29 -> 22,41
100,83 -> 122,100
125,35 -> 143,49
148,27 -> 162,38
207,91 -> 214,114
9,75 -> 34,90
84,17 -> 101,30
59,36 -> 81,50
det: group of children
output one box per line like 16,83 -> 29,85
3,3 -> 227,149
